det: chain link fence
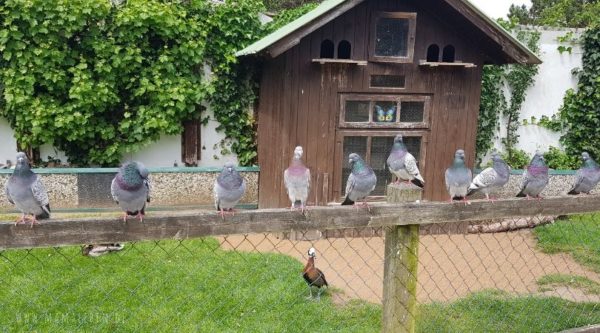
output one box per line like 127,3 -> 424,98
0,209 -> 599,331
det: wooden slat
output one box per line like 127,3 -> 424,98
2,194 -> 599,249
312,58 -> 367,65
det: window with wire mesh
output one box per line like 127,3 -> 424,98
341,135 -> 421,196
370,12 -> 416,63
341,95 -> 429,128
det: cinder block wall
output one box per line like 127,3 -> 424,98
0,167 -> 259,210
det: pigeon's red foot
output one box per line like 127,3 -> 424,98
136,212 -> 144,222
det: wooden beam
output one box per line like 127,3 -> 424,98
1,194 -> 599,249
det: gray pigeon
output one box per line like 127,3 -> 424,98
214,162 -> 246,219
516,151 -> 549,199
387,135 -> 425,188
568,152 -> 600,195
284,146 -> 311,212
111,161 -> 150,222
466,152 -> 510,201
4,152 -> 50,226
445,149 -> 472,204
341,153 -> 377,211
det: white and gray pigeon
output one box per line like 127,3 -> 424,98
568,152 -> 600,195
284,146 -> 311,212
466,152 -> 510,201
445,149 -> 472,204
214,161 -> 246,219
111,161 -> 150,222
387,134 -> 425,188
341,153 -> 377,211
516,151 -> 549,199
4,152 -> 50,227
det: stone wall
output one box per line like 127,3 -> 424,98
0,167 -> 259,210
468,171 -> 582,200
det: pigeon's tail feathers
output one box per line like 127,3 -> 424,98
567,189 -> 580,195
516,190 -> 526,197
36,205 -> 51,220
466,187 -> 478,196
126,210 -> 139,216
341,196 -> 354,205
452,196 -> 464,201
411,178 -> 425,188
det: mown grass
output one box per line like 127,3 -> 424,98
418,290 -> 600,333
534,214 -> 600,273
0,238 -> 598,332
538,274 -> 600,295
0,238 -> 380,332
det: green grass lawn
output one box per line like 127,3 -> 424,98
535,214 -> 600,273
0,237 -> 598,332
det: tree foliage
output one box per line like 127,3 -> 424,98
509,0 -> 600,27
559,25 -> 600,159
0,0 -> 271,166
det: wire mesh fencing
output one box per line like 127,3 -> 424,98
0,211 -> 599,332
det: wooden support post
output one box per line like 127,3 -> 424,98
382,183 -> 421,333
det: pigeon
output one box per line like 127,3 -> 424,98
111,161 -> 150,222
445,149 -> 472,204
466,152 -> 510,201
302,247 -> 328,300
4,152 -> 50,226
341,153 -> 377,210
214,161 -> 246,219
386,134 -> 425,188
568,152 -> 600,195
516,151 -> 549,199
284,146 -> 311,213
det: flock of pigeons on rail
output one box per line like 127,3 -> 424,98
4,135 -> 600,227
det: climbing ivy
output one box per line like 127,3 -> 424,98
558,24 -> 600,159
475,20 -> 540,165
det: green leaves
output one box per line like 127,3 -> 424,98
559,25 -> 600,160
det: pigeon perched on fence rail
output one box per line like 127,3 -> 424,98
341,153 -> 377,211
214,162 -> 246,219
111,161 -> 150,222
445,149 -> 472,204
284,146 -> 310,213
568,152 -> 600,195
4,152 -> 50,227
386,134 -> 425,188
467,152 -> 510,201
516,151 -> 549,200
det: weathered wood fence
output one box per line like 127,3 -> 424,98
1,185 -> 600,332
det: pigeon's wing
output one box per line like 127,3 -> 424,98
386,154 -> 403,172
404,153 -> 424,182
444,169 -> 451,191
470,167 -> 496,189
283,168 -> 290,194
30,175 -> 49,207
213,180 -> 220,210
345,172 -> 356,197
110,177 -> 119,203
144,178 -> 151,203
570,168 -> 585,192
519,170 -> 530,192
305,168 -> 311,191
5,181 -> 14,205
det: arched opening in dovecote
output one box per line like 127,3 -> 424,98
320,39 -> 334,58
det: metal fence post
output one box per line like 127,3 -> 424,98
382,183 -> 421,333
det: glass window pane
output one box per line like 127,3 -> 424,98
341,136 -> 368,194
373,101 -> 397,123
370,136 -> 395,195
345,101 -> 370,122
375,18 -> 409,57
400,101 -> 424,122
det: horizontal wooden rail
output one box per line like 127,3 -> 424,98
1,195 -> 599,249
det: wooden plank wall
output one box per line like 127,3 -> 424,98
258,0 -> 487,208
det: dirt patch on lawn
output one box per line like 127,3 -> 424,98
219,229 -> 600,304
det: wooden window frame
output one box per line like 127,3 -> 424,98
339,94 -> 431,129
334,130 -> 428,201
369,12 -> 417,63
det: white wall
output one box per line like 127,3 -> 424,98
0,117 -> 18,166
490,28 -> 583,159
